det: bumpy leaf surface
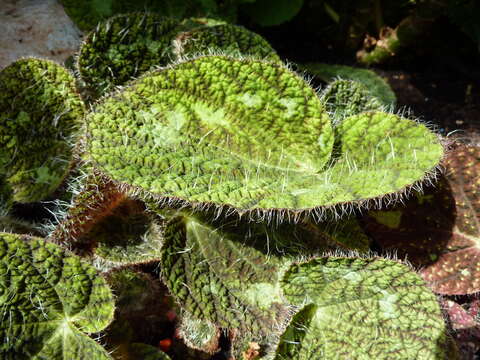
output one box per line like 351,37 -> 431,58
50,170 -> 127,250
0,58 -> 84,202
304,63 -> 396,107
0,233 -> 114,359
364,144 -> 480,294
87,56 -> 442,218
78,13 -> 179,96
174,23 -> 280,62
321,79 -> 384,120
160,213 -> 289,336
277,257 -> 457,359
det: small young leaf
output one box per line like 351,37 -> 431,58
174,23 -> 280,62
0,58 -> 84,202
320,79 -> 384,120
277,256 -> 458,359
304,63 -> 396,108
0,232 -> 115,359
177,312 -> 220,354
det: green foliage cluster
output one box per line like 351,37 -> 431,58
0,9 -> 478,360
60,0 -> 303,31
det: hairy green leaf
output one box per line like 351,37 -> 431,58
304,63 -> 396,107
86,56 -> 442,219
174,23 -> 280,62
0,232 -> 114,359
0,58 -> 84,202
277,256 -> 458,359
160,212 -> 291,354
78,13 -> 180,96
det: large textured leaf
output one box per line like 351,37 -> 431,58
364,143 -> 480,294
0,58 -> 84,202
0,233 -> 114,359
78,13 -> 180,96
159,210 -> 369,356
304,63 -> 396,107
276,256 -> 458,359
86,55 -> 442,219
160,213 -> 291,354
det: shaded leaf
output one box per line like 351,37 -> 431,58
0,58 -> 84,202
303,63 -> 396,108
104,268 -> 176,358
50,170 -> 163,264
159,212 -> 292,355
0,232 -> 114,359
242,0 -> 304,26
